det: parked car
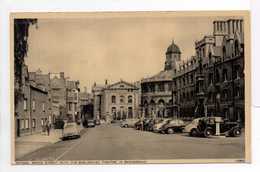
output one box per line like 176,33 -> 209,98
160,119 -> 185,134
184,117 -> 242,137
153,118 -> 172,133
120,119 -> 139,128
62,122 -> 80,140
87,119 -> 96,128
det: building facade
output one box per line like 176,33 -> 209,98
141,40 -> 182,118
50,72 -> 67,120
15,66 -> 51,136
92,80 -> 140,122
66,80 -> 80,122
171,18 -> 244,122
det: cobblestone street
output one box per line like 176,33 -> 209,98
18,123 -> 245,161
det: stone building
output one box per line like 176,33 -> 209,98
141,40 -> 182,118
172,18 -> 244,122
92,80 -> 140,122
66,80 -> 80,122
50,72 -> 67,120
15,66 -> 50,136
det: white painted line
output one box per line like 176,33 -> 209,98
54,136 -> 85,161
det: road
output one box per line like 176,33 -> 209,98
18,123 -> 245,161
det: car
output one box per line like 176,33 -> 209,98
184,117 -> 242,137
152,118 -> 172,133
62,122 -> 80,140
87,119 -> 96,128
120,119 -> 139,128
160,119 -> 185,134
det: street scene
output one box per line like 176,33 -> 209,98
13,13 -> 246,163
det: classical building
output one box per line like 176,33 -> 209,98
141,40 -> 182,118
92,80 -> 140,122
172,18 -> 244,122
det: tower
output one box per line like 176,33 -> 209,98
164,40 -> 181,71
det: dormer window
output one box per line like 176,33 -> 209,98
120,85 -> 124,88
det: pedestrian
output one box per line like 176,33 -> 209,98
46,121 -> 50,136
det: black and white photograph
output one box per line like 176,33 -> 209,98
11,12 -> 250,164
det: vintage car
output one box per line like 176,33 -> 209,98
160,119 -> 185,134
87,119 -> 96,128
62,122 -> 80,140
184,117 -> 242,137
120,119 -> 139,128
153,118 -> 172,133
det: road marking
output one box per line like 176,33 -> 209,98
54,135 -> 86,161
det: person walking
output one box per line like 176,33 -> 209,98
46,121 -> 50,136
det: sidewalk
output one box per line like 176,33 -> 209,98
15,125 -> 84,160
15,129 -> 62,160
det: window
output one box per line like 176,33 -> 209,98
168,83 -> 173,91
183,77 -> 185,86
158,83 -> 165,92
23,99 -> 27,110
32,100 -> 35,110
111,95 -> 116,104
190,74 -> 194,84
120,95 -> 125,103
42,103 -> 45,112
215,70 -> 220,83
41,118 -> 44,126
128,95 -> 133,104
128,107 -> 133,118
32,119 -> 36,128
20,119 -> 25,129
25,119 -> 29,129
234,65 -> 241,79
223,69 -> 228,82
235,87 -> 240,97
150,84 -> 155,92
120,84 -> 124,88
208,73 -> 213,85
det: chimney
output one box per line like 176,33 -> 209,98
60,72 -> 64,79
84,86 -> 87,93
105,79 -> 108,85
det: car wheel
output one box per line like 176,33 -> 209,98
167,128 -> 174,134
232,128 -> 241,137
204,128 -> 213,137
190,129 -> 198,137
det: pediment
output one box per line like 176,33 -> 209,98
106,80 -> 138,90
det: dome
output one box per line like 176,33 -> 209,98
166,40 -> 181,54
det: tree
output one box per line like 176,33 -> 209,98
14,19 -> 37,107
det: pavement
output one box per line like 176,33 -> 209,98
15,125 -> 84,160
17,123 -> 245,162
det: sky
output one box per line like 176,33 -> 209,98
25,14 -> 226,92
